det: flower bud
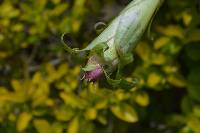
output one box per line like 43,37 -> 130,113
83,0 -> 163,81
62,0 -> 163,82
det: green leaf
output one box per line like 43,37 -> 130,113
135,92 -> 149,107
51,122 -> 63,133
84,108 -> 97,120
68,117 -> 79,133
54,106 -> 74,121
33,119 -> 51,133
111,103 -> 138,123
16,112 -> 32,132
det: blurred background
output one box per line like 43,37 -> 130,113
0,0 -> 200,133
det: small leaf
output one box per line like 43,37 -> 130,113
154,37 -> 170,50
95,100 -> 108,109
111,103 -> 138,123
51,4 -> 68,16
167,74 -> 186,88
85,108 -> 97,120
60,92 -> 87,109
11,80 -> 22,91
17,112 -> 32,132
68,117 -> 79,133
135,92 -> 149,107
54,107 -> 74,121
182,12 -> 192,26
52,122 -> 63,133
34,119 -> 51,133
57,63 -> 68,78
147,73 -> 162,88
156,25 -> 184,39
72,20 -> 81,33
136,42 -> 151,61
151,53 -> 167,65
32,72 -> 43,84
36,0 -> 47,9
97,115 -> 107,125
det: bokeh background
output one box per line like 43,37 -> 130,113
0,0 -> 200,133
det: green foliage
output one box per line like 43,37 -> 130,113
0,0 -> 200,133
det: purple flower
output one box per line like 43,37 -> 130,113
84,64 -> 103,82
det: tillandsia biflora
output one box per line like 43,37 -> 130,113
62,0 -> 164,88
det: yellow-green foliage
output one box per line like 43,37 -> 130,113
0,0 -> 200,133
